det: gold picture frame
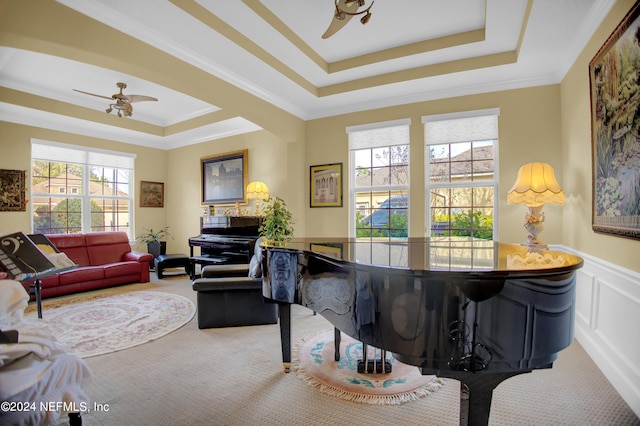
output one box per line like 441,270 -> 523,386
589,1 -> 640,239
310,163 -> 342,208
0,169 -> 27,212
201,150 -> 248,205
140,181 -> 164,208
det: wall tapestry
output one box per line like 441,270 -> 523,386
590,1 -> 640,239
0,169 -> 27,212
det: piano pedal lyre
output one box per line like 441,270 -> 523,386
357,343 -> 392,374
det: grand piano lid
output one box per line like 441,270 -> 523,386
261,237 -> 583,276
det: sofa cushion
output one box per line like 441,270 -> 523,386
57,266 -> 104,286
248,236 -> 265,278
103,262 -> 142,278
85,232 -> 132,266
46,234 -> 91,267
248,255 -> 261,278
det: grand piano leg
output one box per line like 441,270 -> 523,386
278,302 -> 292,373
440,371 -> 528,426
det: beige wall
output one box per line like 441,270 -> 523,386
0,83 -> 585,265
165,130 -> 296,256
559,0 -> 639,272
1,0 -> 638,273
0,122 -> 168,251
0,124 -> 297,257
305,85 -> 564,243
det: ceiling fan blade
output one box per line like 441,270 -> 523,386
125,94 -> 158,103
73,89 -> 113,101
322,0 -> 357,39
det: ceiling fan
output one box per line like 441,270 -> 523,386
322,0 -> 374,39
73,82 -> 157,118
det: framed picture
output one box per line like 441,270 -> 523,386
201,150 -> 248,205
310,163 -> 342,208
0,169 -> 26,212
140,181 -> 164,207
589,1 -> 640,239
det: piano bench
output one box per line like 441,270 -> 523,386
154,254 -> 192,279
192,277 -> 278,328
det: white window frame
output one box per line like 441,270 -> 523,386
422,109 -> 500,241
347,118 -> 411,238
30,139 -> 136,237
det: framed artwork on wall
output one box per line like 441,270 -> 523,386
201,150 -> 248,205
589,1 -> 640,240
140,181 -> 164,208
310,163 -> 343,208
0,169 -> 26,212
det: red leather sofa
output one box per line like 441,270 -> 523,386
22,232 -> 153,299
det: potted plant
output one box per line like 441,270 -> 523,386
136,226 -> 174,260
259,196 -> 294,246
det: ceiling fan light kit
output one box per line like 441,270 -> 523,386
324,0 -> 373,38
73,82 -> 157,118
335,0 -> 373,22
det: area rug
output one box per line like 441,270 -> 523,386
24,291 -> 195,358
294,330 -> 445,405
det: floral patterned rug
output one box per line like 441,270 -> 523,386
294,329 -> 445,405
25,291 -> 195,358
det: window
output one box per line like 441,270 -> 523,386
423,109 -> 499,240
348,119 -> 410,265
31,140 -> 136,237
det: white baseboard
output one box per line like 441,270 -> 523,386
555,245 -> 640,418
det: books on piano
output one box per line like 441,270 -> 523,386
0,232 -> 76,282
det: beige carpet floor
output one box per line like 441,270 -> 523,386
47,272 -> 639,426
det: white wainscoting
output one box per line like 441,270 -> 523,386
556,245 -> 640,418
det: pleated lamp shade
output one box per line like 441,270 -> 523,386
507,162 -> 565,207
246,181 -> 269,200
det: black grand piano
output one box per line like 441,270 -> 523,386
261,237 -> 583,426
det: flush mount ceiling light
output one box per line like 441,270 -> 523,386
322,0 -> 374,39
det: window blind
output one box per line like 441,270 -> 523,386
31,139 -> 136,169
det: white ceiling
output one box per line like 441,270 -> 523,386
0,0 -> 615,149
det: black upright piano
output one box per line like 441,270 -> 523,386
188,216 -> 262,278
261,237 -> 584,426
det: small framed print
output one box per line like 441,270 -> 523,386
140,181 -> 164,208
310,163 -> 342,208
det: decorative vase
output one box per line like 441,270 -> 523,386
523,205 -> 546,245
524,221 -> 544,245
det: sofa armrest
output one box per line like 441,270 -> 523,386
123,251 -> 153,263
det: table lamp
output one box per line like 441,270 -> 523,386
246,181 -> 269,216
507,162 -> 565,247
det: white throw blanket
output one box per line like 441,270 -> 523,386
0,280 -> 93,426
